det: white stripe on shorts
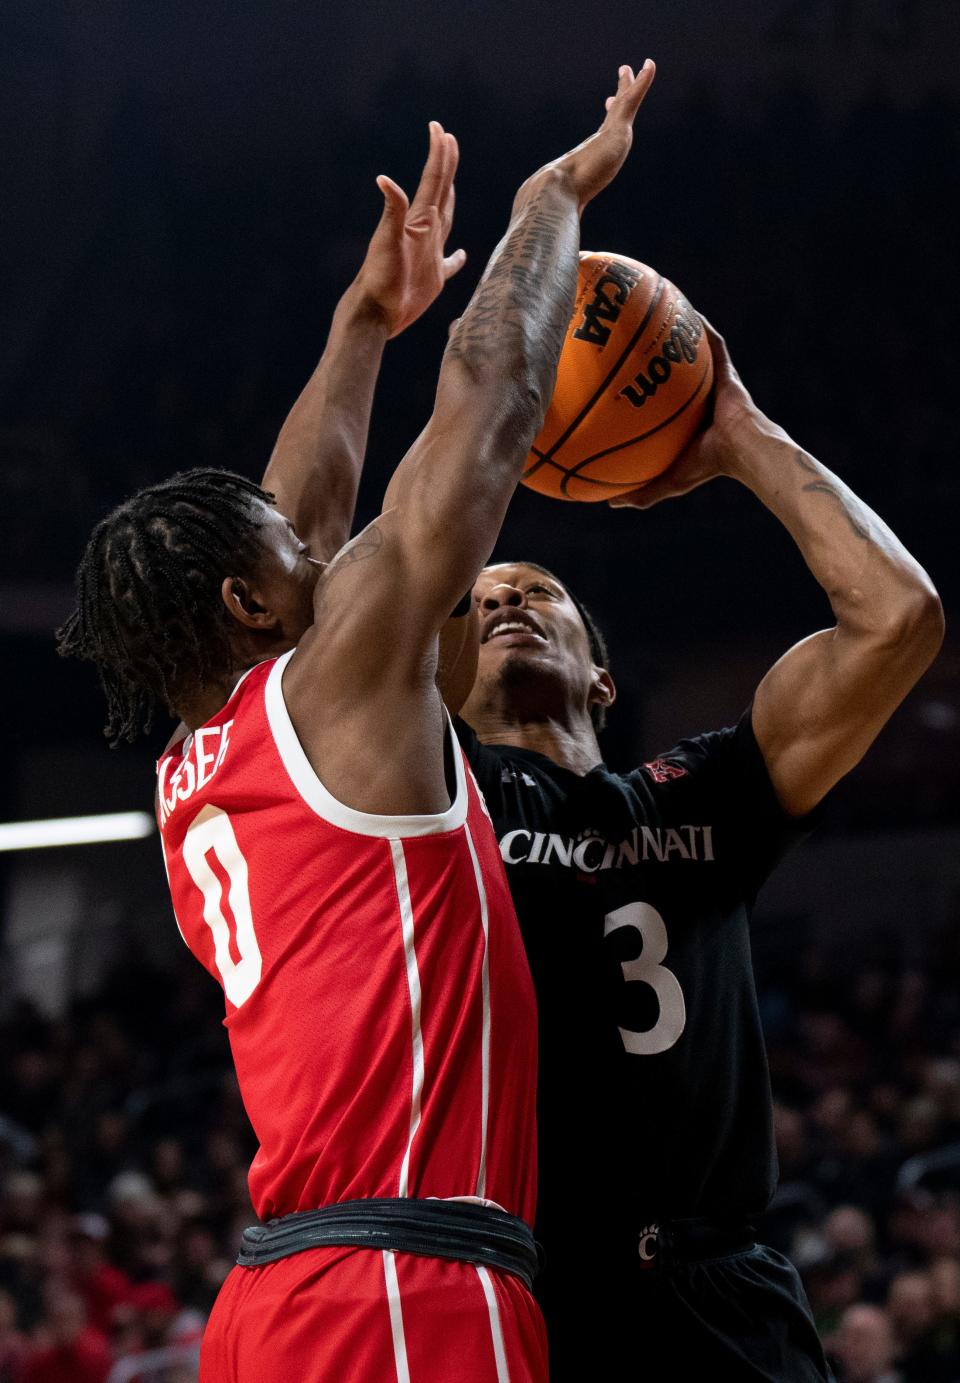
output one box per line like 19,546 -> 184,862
475,1264 -> 511,1383
382,1250 -> 411,1383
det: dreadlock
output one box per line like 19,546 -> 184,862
56,468 -> 275,744
518,561 -> 612,732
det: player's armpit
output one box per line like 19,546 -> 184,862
752,599 -> 943,817
438,603 -> 479,716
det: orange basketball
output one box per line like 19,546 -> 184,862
521,252 -> 714,502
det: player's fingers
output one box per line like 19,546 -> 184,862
442,178 -> 456,242
442,248 -> 467,280
410,121 -> 446,213
375,175 -> 410,226
699,316 -> 747,391
700,317 -> 732,365
606,59 -> 656,123
440,134 -> 459,236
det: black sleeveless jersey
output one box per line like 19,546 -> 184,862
456,712 -> 811,1262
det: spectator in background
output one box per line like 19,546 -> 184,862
885,1270 -> 950,1382
0,1288 -> 28,1383
829,1304 -> 901,1383
825,1207 -> 883,1294
22,1287 -> 110,1383
66,1215 -> 131,1336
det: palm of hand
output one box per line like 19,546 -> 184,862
359,123 -> 465,339
369,207 -> 450,338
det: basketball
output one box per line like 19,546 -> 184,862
521,252 -> 714,501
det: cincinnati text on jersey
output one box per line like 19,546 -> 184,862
498,823 -> 715,870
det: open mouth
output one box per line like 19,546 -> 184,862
481,610 -> 547,645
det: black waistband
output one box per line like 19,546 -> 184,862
237,1198 -> 539,1289
641,1218 -> 757,1265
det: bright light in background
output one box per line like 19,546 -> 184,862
0,811 -> 155,852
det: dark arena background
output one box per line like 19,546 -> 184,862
2,2 -> 959,1380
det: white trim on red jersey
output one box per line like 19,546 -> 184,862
464,822 -> 492,1201
390,838 -> 426,1201
264,650 -> 469,837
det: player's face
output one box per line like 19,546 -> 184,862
233,503 -> 321,647
467,562 -> 611,720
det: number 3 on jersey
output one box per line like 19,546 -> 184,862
182,805 -> 262,1007
604,901 -> 686,1055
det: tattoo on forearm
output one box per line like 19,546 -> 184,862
791,447 -> 870,541
447,192 -> 576,388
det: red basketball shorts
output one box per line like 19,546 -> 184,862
200,1245 -> 548,1382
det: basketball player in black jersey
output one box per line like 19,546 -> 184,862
451,322 -> 943,1380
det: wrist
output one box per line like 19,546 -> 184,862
511,165 -> 579,220
340,276 -> 394,338
720,408 -> 795,485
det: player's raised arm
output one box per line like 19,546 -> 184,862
357,61 -> 657,639
262,123 -> 465,562
280,63 -> 655,816
613,323 -> 944,817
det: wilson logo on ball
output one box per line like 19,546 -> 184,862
572,260 -> 643,348
618,299 -> 704,409
522,251 -> 713,502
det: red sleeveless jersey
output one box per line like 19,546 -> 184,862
156,653 -> 538,1224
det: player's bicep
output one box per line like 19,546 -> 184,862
753,623 -> 930,816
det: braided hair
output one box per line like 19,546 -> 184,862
517,561 -> 612,732
56,468 -> 274,744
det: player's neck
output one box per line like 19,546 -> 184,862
471,710 -> 602,777
175,658 -> 264,731
177,676 -> 239,731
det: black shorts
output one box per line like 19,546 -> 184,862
540,1227 -> 834,1382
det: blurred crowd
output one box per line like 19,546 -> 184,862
0,964 -> 255,1383
760,921 -> 960,1383
1,916 -> 959,1382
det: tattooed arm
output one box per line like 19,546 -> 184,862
284,63 -> 656,817
310,60 -> 657,643
613,323 -> 944,816
363,60 -> 658,635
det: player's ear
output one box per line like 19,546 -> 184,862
220,576 -> 280,631
589,666 -> 616,711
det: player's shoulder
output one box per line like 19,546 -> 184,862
627,711 -> 762,794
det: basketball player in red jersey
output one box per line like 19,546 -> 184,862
58,61 -> 658,1383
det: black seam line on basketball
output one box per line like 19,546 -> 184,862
559,361 -> 712,495
522,273 -> 666,482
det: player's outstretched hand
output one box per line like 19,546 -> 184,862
609,319 -> 766,509
515,61 -> 656,216
357,121 -> 467,339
